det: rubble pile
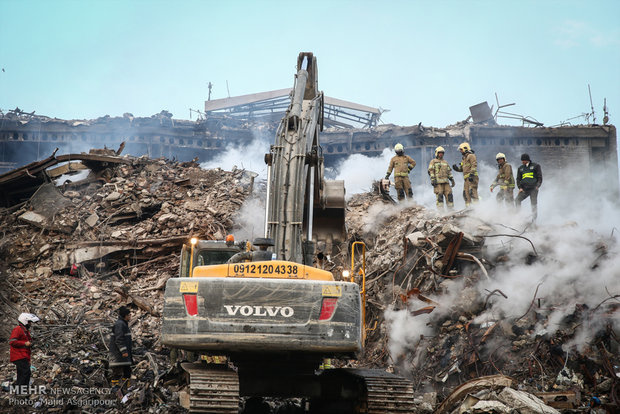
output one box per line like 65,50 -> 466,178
0,148 -> 618,413
0,151 -> 253,412
345,191 -> 620,412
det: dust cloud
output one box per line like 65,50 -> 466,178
200,138 -> 269,176
385,159 -> 620,363
330,148 -> 437,207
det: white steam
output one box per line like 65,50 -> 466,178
385,279 -> 469,358
330,148 -> 438,208
200,138 -> 269,178
385,163 -> 620,363
232,196 -> 266,242
331,148 -> 393,195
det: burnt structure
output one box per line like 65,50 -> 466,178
1,94 -> 618,197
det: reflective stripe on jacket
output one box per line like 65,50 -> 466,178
456,152 -> 478,179
9,324 -> 32,362
386,154 -> 416,178
517,162 -> 543,189
428,158 -> 453,183
109,318 -> 133,367
492,162 -> 515,189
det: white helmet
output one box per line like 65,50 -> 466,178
18,313 -> 40,325
394,143 -> 404,152
496,152 -> 506,160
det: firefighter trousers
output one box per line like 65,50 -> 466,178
394,176 -> 413,201
434,183 -> 453,209
463,176 -> 479,206
496,188 -> 514,206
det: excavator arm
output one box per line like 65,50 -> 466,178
265,52 -> 345,265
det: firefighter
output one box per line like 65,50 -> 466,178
109,306 -> 133,390
428,146 -> 455,210
385,143 -> 416,201
452,142 -> 479,206
9,313 -> 39,390
516,153 -> 543,219
490,153 -> 515,206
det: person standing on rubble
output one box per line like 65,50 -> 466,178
109,306 -> 133,389
428,146 -> 455,210
385,143 -> 416,201
452,142 -> 479,206
516,153 -> 543,220
490,153 -> 515,206
9,313 -> 39,389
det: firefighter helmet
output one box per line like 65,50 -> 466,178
435,146 -> 445,157
496,152 -> 506,160
458,142 -> 471,152
394,143 -> 404,153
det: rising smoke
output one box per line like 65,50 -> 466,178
384,163 -> 620,365
200,136 -> 272,243
212,138 -> 619,359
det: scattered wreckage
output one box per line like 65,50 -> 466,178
0,147 -> 618,413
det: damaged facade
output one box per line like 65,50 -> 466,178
1,95 -> 618,196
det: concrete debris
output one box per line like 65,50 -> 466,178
0,151 -> 618,413
345,189 -> 619,413
0,149 -> 254,412
497,387 -> 560,414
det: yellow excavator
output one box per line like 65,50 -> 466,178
161,53 -> 415,413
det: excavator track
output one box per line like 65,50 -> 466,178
361,370 -> 416,413
181,362 -> 240,414
314,368 -> 415,413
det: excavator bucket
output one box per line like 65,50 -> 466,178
312,179 -> 346,257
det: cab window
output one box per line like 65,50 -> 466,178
196,250 -> 238,266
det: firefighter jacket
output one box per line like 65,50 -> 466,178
491,162 -> 515,190
517,162 -> 543,189
9,323 -> 32,362
453,152 -> 478,179
428,158 -> 453,184
109,317 -> 133,367
386,154 -> 416,178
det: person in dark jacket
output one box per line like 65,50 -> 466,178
9,313 -> 39,389
516,153 -> 543,219
109,306 -> 133,387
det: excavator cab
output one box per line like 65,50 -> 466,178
179,239 -> 242,278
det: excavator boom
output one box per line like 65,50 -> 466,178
265,52 -> 345,264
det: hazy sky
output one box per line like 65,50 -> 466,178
1,0 -> 619,128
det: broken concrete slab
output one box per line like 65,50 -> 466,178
469,399 -> 511,413
496,387 -> 560,414
104,191 -> 122,201
85,212 -> 99,227
18,210 -> 47,227
434,375 -> 513,414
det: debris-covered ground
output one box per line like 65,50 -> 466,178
346,189 -> 619,413
0,149 -> 254,413
0,150 -> 618,413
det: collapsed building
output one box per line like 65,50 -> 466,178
0,89 -> 618,412
0,144 -> 618,412
1,92 -> 618,197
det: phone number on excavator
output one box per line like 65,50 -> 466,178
232,263 -> 298,276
